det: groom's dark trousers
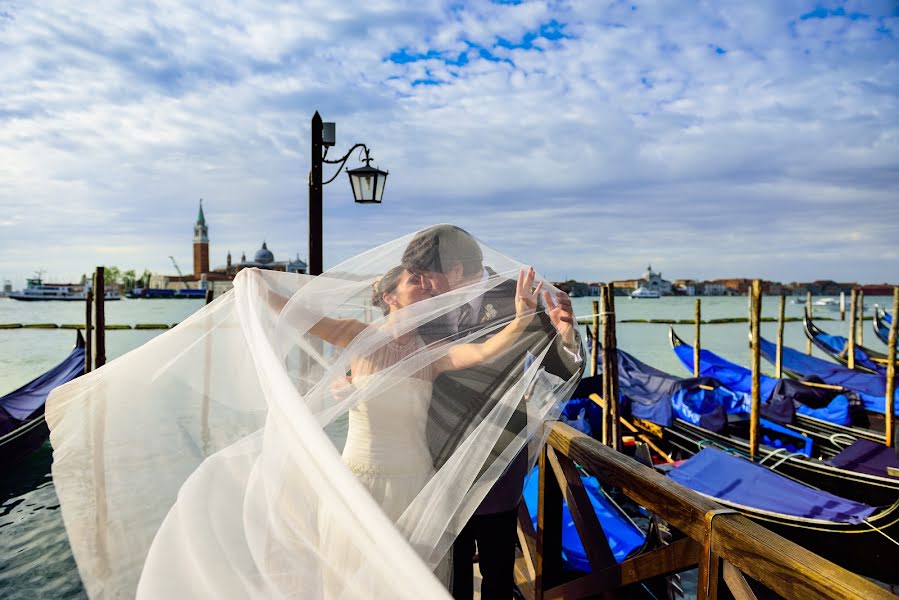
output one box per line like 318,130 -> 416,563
452,508 -> 518,600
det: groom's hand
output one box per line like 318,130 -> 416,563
543,290 -> 576,347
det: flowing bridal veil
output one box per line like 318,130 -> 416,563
46,226 -> 583,599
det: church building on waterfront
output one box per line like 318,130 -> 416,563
158,201 -> 306,292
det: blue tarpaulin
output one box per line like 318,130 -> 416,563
758,336 -> 898,415
0,340 -> 84,421
812,330 -> 884,374
522,467 -> 645,571
667,448 -> 877,524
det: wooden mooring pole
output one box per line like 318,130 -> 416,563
857,289 -> 864,346
600,284 -> 621,451
749,280 -> 762,461
205,289 -> 214,305
93,267 -> 106,370
848,288 -> 857,370
806,290 -> 812,355
885,287 -> 898,449
775,294 -> 785,378
590,300 -> 599,378
84,289 -> 93,374
840,290 -> 846,321
693,298 -> 701,377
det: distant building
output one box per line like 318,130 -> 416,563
673,279 -> 697,296
159,201 -> 306,295
702,283 -> 728,296
637,265 -> 672,296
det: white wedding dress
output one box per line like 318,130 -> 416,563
340,334 -> 452,587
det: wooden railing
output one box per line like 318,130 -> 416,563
514,421 -> 895,600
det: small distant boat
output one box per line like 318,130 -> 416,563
812,297 -> 841,310
127,287 -> 206,299
804,314 -> 896,375
873,305 -> 896,348
9,275 -> 120,302
630,286 -> 660,299
1,331 -> 85,470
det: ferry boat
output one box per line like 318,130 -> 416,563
630,286 -> 661,299
8,276 -> 121,302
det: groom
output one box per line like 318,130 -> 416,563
402,225 -> 583,600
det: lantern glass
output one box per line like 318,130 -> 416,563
347,164 -> 388,204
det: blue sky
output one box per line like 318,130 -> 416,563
1,1 -> 897,287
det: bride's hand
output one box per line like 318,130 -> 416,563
515,267 -> 544,323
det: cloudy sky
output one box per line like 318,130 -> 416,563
1,1 -> 897,287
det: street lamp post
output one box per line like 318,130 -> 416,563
308,111 -> 388,276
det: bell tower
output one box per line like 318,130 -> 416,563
193,199 -> 209,276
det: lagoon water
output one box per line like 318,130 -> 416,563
0,294 -> 892,598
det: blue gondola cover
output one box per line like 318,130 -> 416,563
522,467 -> 645,571
668,448 -> 877,524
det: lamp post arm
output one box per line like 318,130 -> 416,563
321,143 -> 371,185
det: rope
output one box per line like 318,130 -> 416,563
862,518 -> 899,547
757,448 -> 786,465
828,432 -> 855,446
766,451 -> 805,470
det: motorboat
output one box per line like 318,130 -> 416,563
630,286 -> 660,299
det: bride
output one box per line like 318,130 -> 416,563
45,227 -> 582,600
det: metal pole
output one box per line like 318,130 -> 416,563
309,111 -> 324,276
885,288 -> 898,448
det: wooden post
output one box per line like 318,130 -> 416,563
601,284 -> 621,451
591,300 -> 599,378
857,289 -> 864,346
534,445 -> 563,598
93,267 -> 106,370
885,288 -> 898,449
848,288 -> 857,370
806,290 -> 812,355
775,294 -> 786,378
748,291 -> 753,349
749,280 -> 762,461
694,298 -> 701,378
840,291 -> 846,321
84,289 -> 93,374
205,289 -> 214,305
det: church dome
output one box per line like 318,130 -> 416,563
254,242 -> 274,264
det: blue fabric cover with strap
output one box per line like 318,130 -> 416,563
1,342 -> 84,422
813,331 -> 884,374
667,448 -> 877,524
758,336 -> 898,415
522,467 -> 645,571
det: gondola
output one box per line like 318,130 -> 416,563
662,447 -> 899,584
804,312 -> 896,374
756,334 -> 897,432
873,305 -> 896,348
668,328 -> 861,438
657,332 -> 899,505
567,374 -> 899,580
1,330 -> 85,470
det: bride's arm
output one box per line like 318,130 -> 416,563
434,268 -> 542,374
266,288 -> 367,349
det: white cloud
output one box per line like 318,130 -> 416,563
0,0 -> 897,289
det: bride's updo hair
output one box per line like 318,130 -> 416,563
371,266 -> 406,315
